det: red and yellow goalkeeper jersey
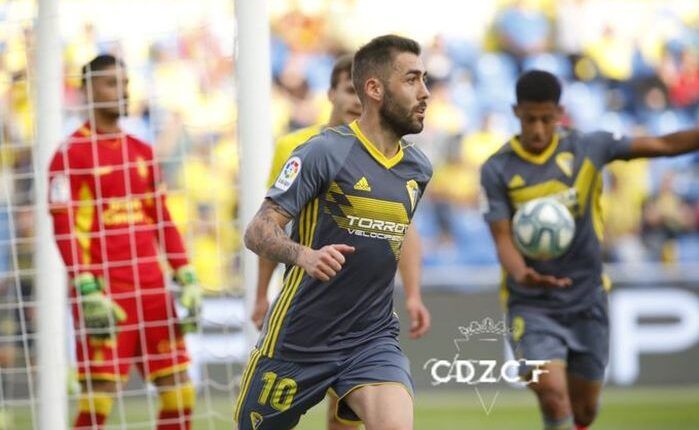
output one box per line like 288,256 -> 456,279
48,123 -> 189,290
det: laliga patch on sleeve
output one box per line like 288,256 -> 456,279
478,185 -> 490,215
274,156 -> 302,191
49,174 -> 70,203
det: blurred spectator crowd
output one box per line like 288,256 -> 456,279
1,0 -> 699,307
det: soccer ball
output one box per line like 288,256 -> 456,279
512,197 -> 575,260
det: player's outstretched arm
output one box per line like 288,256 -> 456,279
489,219 -> 572,289
628,129 -> 699,159
399,225 -> 431,339
244,199 -> 355,282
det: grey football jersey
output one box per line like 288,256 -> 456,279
480,129 -> 632,312
260,121 -> 432,361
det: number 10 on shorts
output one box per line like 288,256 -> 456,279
258,372 -> 298,412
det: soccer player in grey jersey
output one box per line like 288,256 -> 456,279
237,35 -> 431,430
481,70 -> 699,430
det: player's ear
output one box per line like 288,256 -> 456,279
512,104 -> 521,119
81,80 -> 93,105
555,104 -> 565,119
364,77 -> 383,103
327,87 -> 336,104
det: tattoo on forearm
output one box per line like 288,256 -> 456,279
244,200 -> 301,265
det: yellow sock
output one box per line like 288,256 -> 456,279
159,383 -> 196,412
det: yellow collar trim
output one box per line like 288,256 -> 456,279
510,134 -> 559,165
349,120 -> 404,169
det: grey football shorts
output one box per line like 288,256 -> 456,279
234,336 -> 414,430
507,291 -> 609,381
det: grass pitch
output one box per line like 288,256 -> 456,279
7,385 -> 698,429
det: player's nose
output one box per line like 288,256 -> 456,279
418,80 -> 430,101
531,121 -> 545,136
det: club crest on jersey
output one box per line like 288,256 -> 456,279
136,156 -> 148,178
406,179 -> 419,212
250,411 -> 264,429
555,152 -> 574,178
275,156 -> 302,191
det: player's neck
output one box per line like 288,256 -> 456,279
90,111 -> 121,135
356,115 -> 401,159
326,111 -> 344,128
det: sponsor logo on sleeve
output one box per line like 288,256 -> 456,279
274,156 -> 302,191
49,174 -> 70,203
479,186 -> 490,215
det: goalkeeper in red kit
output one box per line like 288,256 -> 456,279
48,55 -> 201,430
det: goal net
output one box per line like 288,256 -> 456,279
1,0 -> 253,428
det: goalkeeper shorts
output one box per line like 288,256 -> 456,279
72,287 -> 190,382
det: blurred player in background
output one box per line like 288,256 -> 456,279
253,54 -> 431,430
237,35 -> 431,430
48,55 -> 202,430
480,70 -> 699,430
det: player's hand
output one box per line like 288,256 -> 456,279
75,273 -> 126,340
516,267 -> 572,289
174,265 -> 202,333
405,296 -> 431,339
296,244 -> 355,282
251,297 -> 269,330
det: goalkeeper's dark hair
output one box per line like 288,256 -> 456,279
81,54 -> 125,88
330,54 -> 354,89
352,34 -> 421,102
515,70 -> 562,104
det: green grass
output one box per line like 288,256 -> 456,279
297,386 -> 699,430
6,385 -> 699,429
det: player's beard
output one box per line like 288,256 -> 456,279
379,88 -> 424,137
94,99 -> 128,121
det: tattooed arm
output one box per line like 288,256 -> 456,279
244,199 -> 300,265
244,198 -> 355,282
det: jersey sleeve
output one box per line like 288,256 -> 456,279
266,138 -> 334,218
480,160 -> 512,223
143,148 -> 190,271
48,147 -> 95,280
266,134 -> 294,189
584,131 -> 633,166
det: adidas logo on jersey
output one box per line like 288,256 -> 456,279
354,177 -> 372,192
508,175 -> 526,188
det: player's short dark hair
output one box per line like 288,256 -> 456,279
81,54 -> 125,88
515,70 -> 562,104
330,54 -> 354,89
352,34 -> 421,101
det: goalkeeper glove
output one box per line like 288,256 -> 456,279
75,273 -> 126,340
174,265 -> 202,333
